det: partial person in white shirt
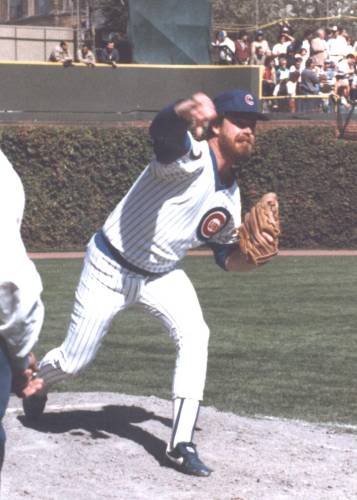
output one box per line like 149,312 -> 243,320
77,44 -> 96,67
0,150 -> 44,477
327,26 -> 348,65
250,30 -> 271,58
272,32 -> 294,66
212,31 -> 236,65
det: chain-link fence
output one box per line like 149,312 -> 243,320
212,0 -> 357,43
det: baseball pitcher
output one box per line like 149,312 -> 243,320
23,89 -> 280,476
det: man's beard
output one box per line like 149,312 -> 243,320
221,134 -> 254,162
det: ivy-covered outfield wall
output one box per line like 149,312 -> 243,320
1,124 -> 356,250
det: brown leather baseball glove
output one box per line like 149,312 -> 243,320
11,352 -> 44,398
238,192 -> 280,265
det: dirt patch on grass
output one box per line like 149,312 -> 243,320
2,393 -> 357,500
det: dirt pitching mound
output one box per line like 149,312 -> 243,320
2,393 -> 357,500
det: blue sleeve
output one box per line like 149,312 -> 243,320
149,103 -> 192,163
206,242 -> 237,271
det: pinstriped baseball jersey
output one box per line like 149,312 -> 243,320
102,133 -> 242,273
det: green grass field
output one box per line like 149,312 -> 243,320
34,255 -> 357,426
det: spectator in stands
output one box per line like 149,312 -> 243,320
320,59 -> 336,111
301,29 -> 313,58
272,31 -> 295,66
211,31 -> 235,65
273,70 -> 300,112
250,30 -> 271,58
250,45 -> 266,66
276,56 -> 290,83
49,40 -> 73,66
262,55 -> 276,93
235,31 -> 250,65
340,27 -> 349,41
320,59 -> 336,90
284,44 -> 294,68
331,70 -> 351,108
327,26 -> 348,65
77,44 -> 96,67
345,35 -> 354,56
279,23 -> 293,37
289,54 -> 304,75
273,77 -> 289,112
286,71 -> 301,112
318,60 -> 336,112
310,29 -> 328,68
337,53 -> 356,83
324,27 -> 333,46
100,41 -> 120,67
262,55 -> 277,111
300,57 -> 320,111
299,47 -> 309,68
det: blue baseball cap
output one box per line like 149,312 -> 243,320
214,89 -> 268,121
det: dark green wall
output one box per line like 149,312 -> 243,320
0,63 -> 260,123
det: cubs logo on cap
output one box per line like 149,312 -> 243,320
213,89 -> 269,120
245,94 -> 255,106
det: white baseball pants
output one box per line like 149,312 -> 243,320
39,233 -> 210,401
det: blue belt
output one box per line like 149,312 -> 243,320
99,230 -> 161,278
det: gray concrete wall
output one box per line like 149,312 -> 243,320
0,62 -> 261,123
0,24 -> 74,61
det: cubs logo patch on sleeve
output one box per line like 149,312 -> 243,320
197,207 -> 231,241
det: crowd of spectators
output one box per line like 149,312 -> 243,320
47,28 -> 357,114
48,34 -> 133,68
212,24 -> 357,113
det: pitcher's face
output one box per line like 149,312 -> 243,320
217,114 -> 256,161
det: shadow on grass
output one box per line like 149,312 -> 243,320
18,405 -> 172,466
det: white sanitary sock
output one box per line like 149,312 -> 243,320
170,397 -> 200,449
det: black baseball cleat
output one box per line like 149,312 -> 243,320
22,393 -> 47,420
166,442 -> 212,477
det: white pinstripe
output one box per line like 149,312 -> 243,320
103,135 -> 242,272
38,235 -> 209,400
38,134 -> 241,405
